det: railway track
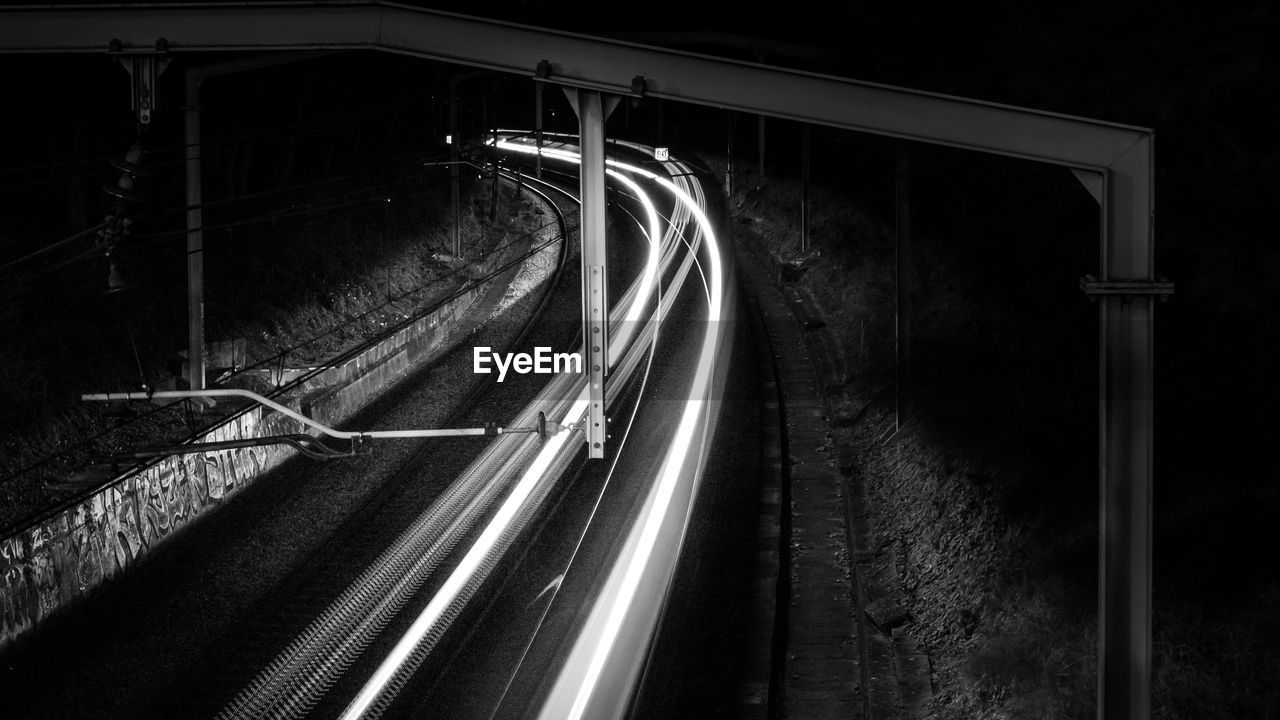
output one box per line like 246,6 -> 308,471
199,135 -> 721,720
197,175 -> 576,720
381,135 -> 735,720
141,151 -> 677,719
1,134 -> 732,720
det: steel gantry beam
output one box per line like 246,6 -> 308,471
0,3 -> 1147,165
0,4 -> 1163,716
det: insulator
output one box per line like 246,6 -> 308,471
102,139 -> 150,204
102,183 -> 143,203
109,156 -> 154,178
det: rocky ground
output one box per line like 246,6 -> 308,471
704,152 -> 1278,719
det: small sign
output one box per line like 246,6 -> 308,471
654,147 -> 669,161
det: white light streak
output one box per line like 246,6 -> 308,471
339,397 -> 590,720
340,135 -> 677,720
499,134 -> 726,720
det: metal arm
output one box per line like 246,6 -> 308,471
82,389 -> 567,442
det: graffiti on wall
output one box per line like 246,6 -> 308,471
0,269 -> 493,649
0,404 -> 300,646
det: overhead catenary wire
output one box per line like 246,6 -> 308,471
0,158 -> 538,312
80,388 -> 562,441
0,81 -> 511,202
118,175 -> 499,260
0,85 -> 442,182
0,96 -> 502,273
0,222 -> 105,275
218,214 -> 572,386
0,168 -> 570,493
0,139 -> 497,279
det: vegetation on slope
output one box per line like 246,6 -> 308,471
706,145 -> 1277,717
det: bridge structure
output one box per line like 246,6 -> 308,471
0,3 -> 1166,717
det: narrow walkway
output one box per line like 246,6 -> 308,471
735,219 -> 936,719
736,241 -> 866,720
738,291 -> 784,720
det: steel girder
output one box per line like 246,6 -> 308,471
0,3 -> 1148,166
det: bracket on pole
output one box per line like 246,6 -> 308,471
1070,167 -> 1104,205
1080,275 -> 1174,301
535,59 -> 646,101
108,38 -> 171,125
83,390 -> 567,455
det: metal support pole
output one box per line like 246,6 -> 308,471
656,98 -> 664,147
176,53 -> 331,393
726,110 -> 734,198
801,124 -> 810,253
894,149 -> 910,431
1098,137 -> 1154,720
755,50 -> 768,186
489,126 -> 499,221
534,81 -> 543,180
757,114 -> 766,184
567,88 -> 611,459
449,85 -> 460,256
184,70 -> 205,391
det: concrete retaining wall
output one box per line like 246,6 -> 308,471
0,233 -> 528,651
0,408 -> 305,649
299,289 -> 471,422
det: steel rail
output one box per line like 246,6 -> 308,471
213,160 -> 591,720
223,138 -> 691,720
334,140 -> 695,720
212,158 -> 627,717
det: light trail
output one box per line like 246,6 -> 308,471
495,132 -> 729,720
338,136 -> 683,720
534,158 -> 725,720
491,137 -> 665,360
339,398 -> 588,720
